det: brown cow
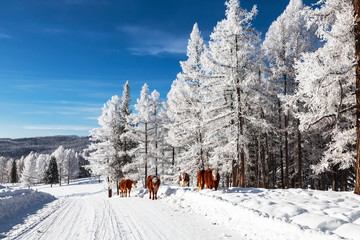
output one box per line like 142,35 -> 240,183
197,168 -> 220,191
119,179 -> 137,197
179,172 -> 190,187
146,175 -> 161,200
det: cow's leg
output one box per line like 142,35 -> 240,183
155,191 -> 157,200
129,189 -> 131,197
125,189 -> 127,197
149,190 -> 151,199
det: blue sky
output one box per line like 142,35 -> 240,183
0,0 -> 317,138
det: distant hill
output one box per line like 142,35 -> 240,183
0,136 -> 90,159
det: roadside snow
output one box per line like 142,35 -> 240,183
1,179 -> 360,239
156,186 -> 360,239
0,188 -> 55,223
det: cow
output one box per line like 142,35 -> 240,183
146,175 -> 161,200
119,179 -> 137,197
197,168 -> 220,191
179,172 -> 190,187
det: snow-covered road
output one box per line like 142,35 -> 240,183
2,181 -> 243,240
1,178 -> 359,239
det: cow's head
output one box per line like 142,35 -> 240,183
132,180 -> 138,188
212,168 -> 219,180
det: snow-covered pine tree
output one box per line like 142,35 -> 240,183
10,159 -> 17,183
20,151 -> 38,187
167,23 -> 208,177
284,0 -> 355,191
128,84 -> 164,185
0,156 -> 6,183
36,154 -> 50,184
44,156 -> 59,187
262,0 -> 318,189
201,0 -> 263,187
52,146 -> 66,186
149,90 -> 165,176
6,159 -> 12,183
16,156 -> 24,181
111,81 -> 136,186
85,95 -> 122,193
64,149 -> 79,185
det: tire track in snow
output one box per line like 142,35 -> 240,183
3,184 -> 244,240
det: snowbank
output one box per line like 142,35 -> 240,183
0,188 -> 56,223
152,185 -> 360,240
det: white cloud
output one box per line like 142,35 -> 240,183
117,25 -> 187,56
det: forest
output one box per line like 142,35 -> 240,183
85,0 -> 360,194
1,0 -> 359,194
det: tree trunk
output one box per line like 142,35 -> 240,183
342,169 -> 348,191
261,143 -> 266,188
278,100 -> 284,189
265,134 -> 270,188
332,165 -> 338,191
297,118 -> 302,188
116,180 -> 119,195
284,74 -> 289,189
232,159 -> 237,187
226,173 -> 230,188
353,0 -> 360,195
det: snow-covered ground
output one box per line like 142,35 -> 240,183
1,178 -> 360,239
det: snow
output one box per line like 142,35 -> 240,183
1,178 -> 360,239
0,188 -> 55,223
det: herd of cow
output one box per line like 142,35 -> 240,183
118,168 -> 220,200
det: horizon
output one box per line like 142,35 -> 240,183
0,0 -> 317,138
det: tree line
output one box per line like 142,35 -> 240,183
86,0 -> 360,194
0,146 -> 88,187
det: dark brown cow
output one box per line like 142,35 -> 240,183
197,168 -> 220,191
119,179 -> 137,197
146,175 -> 161,200
179,172 -> 190,187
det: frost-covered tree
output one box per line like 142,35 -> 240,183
284,0 -> 355,190
86,82 -> 136,195
149,90 -> 165,175
11,159 -> 17,183
111,81 -> 136,184
263,0 -> 318,188
167,23 -> 208,176
6,159 -> 12,183
36,154 -> 50,184
0,156 -> 7,183
44,156 -> 59,187
129,84 -> 164,185
16,156 -> 24,181
86,95 -> 121,191
64,149 -> 79,185
52,146 -> 66,186
201,0 -> 262,187
20,152 -> 38,187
